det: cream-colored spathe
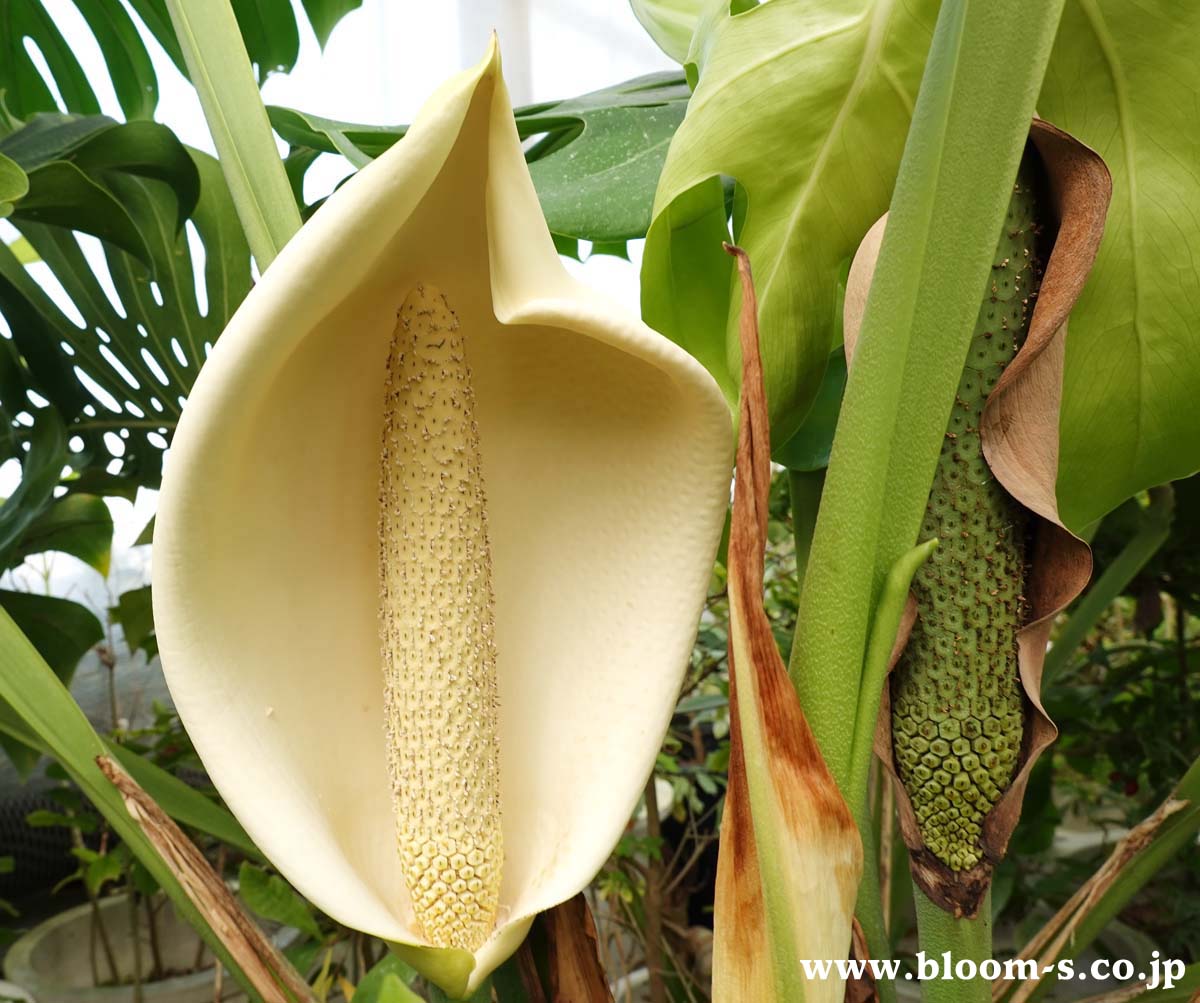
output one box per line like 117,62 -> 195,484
153,38 -> 732,997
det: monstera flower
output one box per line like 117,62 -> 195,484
154,41 -> 732,998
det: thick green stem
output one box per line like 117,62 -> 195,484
787,0 -> 1066,795
1043,484 -> 1175,683
914,889 -> 992,1003
164,0 -> 302,269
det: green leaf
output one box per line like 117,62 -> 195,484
522,74 -> 690,242
0,143 -> 251,489
640,175 -> 734,406
108,742 -> 260,857
237,862 -> 323,941
7,493 -> 114,575
112,584 -> 155,657
0,114 -> 114,171
0,408 -> 67,559
269,73 -> 690,242
0,117 -> 202,269
0,588 -> 102,778
629,0 -> 706,62
267,107 -> 377,167
28,807 -> 97,832
354,956 -> 423,1003
0,590 -> 102,683
774,349 -> 846,473
165,0 -> 303,268
0,607 -> 269,998
1038,1 -> 1200,527
78,846 -> 124,896
644,0 -> 939,446
0,0 -> 360,121
0,152 -> 28,219
0,2 -> 101,120
300,0 -> 363,48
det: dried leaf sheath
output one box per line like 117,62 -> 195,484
714,246 -> 862,1003
379,283 -> 503,951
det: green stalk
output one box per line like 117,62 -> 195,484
1043,484 -> 1175,683
164,0 -> 301,269
915,890 -> 992,1003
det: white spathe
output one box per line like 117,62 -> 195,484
153,39 -> 733,996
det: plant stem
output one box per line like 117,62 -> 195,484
642,776 -> 667,1003
1043,484 -> 1174,683
914,889 -> 992,1003
129,890 -> 144,1002
164,0 -> 302,270
146,896 -> 164,979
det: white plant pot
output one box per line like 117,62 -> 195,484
4,893 -> 295,1003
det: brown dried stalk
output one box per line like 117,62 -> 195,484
95,756 -> 316,1003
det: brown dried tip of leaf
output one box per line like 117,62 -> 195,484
850,121 -> 1113,916
95,756 -> 316,1003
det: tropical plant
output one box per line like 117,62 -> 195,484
0,1 -> 1198,1002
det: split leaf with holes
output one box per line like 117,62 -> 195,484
0,0 -> 363,122
268,72 -> 690,243
0,116 -> 250,487
153,41 -> 732,999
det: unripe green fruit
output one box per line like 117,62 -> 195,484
891,153 -> 1043,872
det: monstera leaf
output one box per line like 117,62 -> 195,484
0,0 -> 363,122
269,72 -> 691,243
0,116 -> 251,487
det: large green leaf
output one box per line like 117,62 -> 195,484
0,608 -> 270,998
643,0 -> 939,446
629,0 -> 707,62
1038,1 -> 1200,528
268,73 -> 690,243
0,123 -> 251,487
0,588 -> 98,777
5,493 -> 114,575
0,0 -> 362,122
0,590 -> 101,683
0,114 -> 200,268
